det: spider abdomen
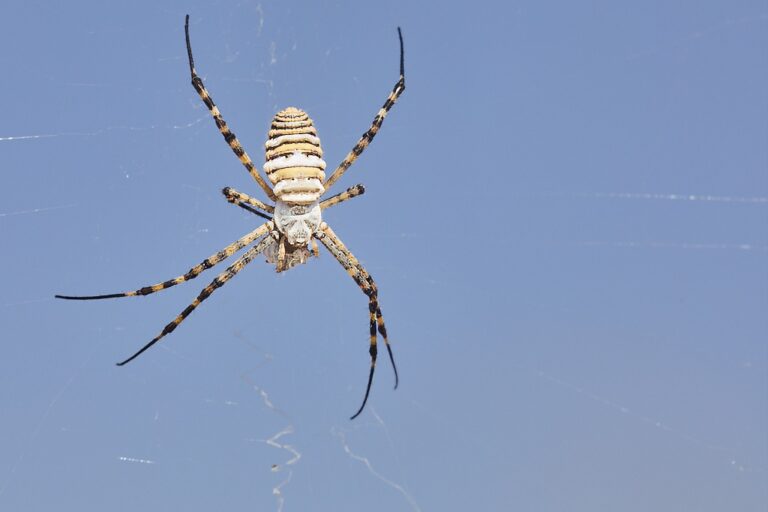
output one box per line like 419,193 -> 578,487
264,107 -> 326,204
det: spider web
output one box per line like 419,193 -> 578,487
1,3 -> 766,512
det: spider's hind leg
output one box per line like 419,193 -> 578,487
323,27 -> 406,191
184,15 -> 276,201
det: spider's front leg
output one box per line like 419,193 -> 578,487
56,223 -> 273,301
314,222 -> 398,419
116,223 -> 278,365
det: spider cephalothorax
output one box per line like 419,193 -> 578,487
56,15 -> 405,420
267,198 -> 322,271
273,200 -> 321,246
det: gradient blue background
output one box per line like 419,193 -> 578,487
1,1 -> 766,510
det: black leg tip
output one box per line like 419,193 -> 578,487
185,14 -> 197,76
396,27 -> 404,73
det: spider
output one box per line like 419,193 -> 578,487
56,15 -> 405,420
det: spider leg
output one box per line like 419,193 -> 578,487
56,222 -> 274,301
323,28 -> 405,191
184,15 -> 277,201
230,202 -> 272,220
320,184 -> 365,211
116,227 -> 277,365
315,222 -> 398,420
222,186 -> 274,220
276,236 -> 287,273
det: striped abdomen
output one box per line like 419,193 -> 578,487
264,107 -> 326,204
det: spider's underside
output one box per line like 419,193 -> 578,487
56,15 -> 405,420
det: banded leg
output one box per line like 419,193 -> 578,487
323,28 -> 406,191
320,184 -> 365,210
185,15 -> 277,201
315,222 -> 398,419
55,222 -> 274,301
276,236 -> 287,273
223,186 -> 274,220
116,229 -> 277,366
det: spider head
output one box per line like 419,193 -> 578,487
273,200 -> 322,246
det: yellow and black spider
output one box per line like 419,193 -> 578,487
57,15 -> 405,419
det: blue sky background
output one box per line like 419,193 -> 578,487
1,1 -> 766,510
